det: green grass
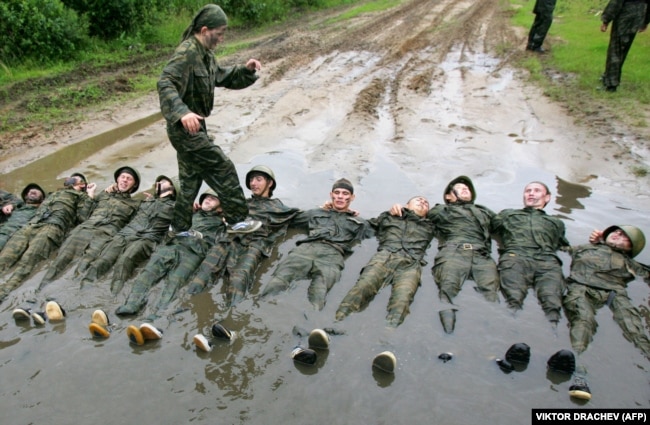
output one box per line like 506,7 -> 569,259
324,0 -> 401,24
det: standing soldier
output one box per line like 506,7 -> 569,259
80,175 -> 178,294
0,174 -> 93,301
157,4 -> 262,235
187,165 -> 301,306
39,166 -> 141,289
600,0 -> 650,92
526,0 -> 557,53
490,181 -> 570,327
0,183 -> 46,251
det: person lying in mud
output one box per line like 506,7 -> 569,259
0,186 -> 24,224
387,176 -> 499,334
38,166 -> 141,290
334,195 -> 434,327
261,178 -> 373,310
562,225 -> 650,400
0,174 -> 93,302
115,189 -> 225,319
79,175 -> 178,294
186,165 -> 301,306
0,183 -> 46,252
490,181 -> 570,327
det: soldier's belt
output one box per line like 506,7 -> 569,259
441,243 -> 480,250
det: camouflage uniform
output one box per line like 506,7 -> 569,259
527,0 -> 557,50
261,209 -> 373,310
158,35 -> 258,229
0,189 -> 22,224
430,202 -> 499,304
601,0 -> 650,89
0,188 -> 93,299
563,243 -> 650,357
188,195 -> 300,305
335,209 -> 434,327
0,204 -> 41,252
491,207 -> 569,322
81,195 -> 175,294
116,208 -> 225,316
41,190 -> 140,284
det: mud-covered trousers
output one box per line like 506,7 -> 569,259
498,254 -> 565,323
527,0 -> 557,49
433,245 -> 499,304
262,242 -> 344,310
602,3 -> 647,88
336,250 -> 421,327
0,224 -> 64,300
563,283 -> 650,358
168,123 -> 248,230
118,242 -> 205,315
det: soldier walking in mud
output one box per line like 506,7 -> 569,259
187,165 -> 301,306
0,183 -> 46,251
490,181 -> 570,327
526,0 -> 557,53
600,0 -> 650,92
157,4 -> 262,235
335,195 -> 434,327
0,174 -> 93,301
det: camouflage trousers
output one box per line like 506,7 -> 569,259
262,242 -> 344,310
0,224 -> 65,299
42,226 -> 115,284
603,3 -> 647,88
563,283 -> 650,358
527,0 -> 556,49
432,246 -> 499,304
335,250 -> 422,327
498,254 -> 565,323
118,239 -> 206,315
81,235 -> 157,295
169,124 -> 249,230
186,241 -> 230,295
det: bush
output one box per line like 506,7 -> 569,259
62,0 -> 161,39
0,0 -> 88,64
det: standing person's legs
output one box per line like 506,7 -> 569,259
527,0 -> 556,50
172,152 -> 203,232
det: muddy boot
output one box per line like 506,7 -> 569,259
439,308 -> 457,334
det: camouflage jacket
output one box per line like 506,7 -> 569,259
28,188 -> 94,231
490,207 -> 569,261
78,190 -> 140,235
157,36 -> 258,126
602,0 -> 650,28
370,209 -> 435,263
170,209 -> 226,256
292,208 -> 374,256
428,202 -> 495,252
117,196 -> 175,242
0,204 -> 40,240
225,196 -> 301,257
567,243 -> 650,292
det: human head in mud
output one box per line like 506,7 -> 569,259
246,165 -> 276,198
199,189 -> 222,214
523,181 -> 551,209
405,196 -> 429,217
113,166 -> 140,194
602,225 -> 646,258
330,178 -> 355,212
444,176 -> 476,205
182,4 -> 228,50
155,175 -> 178,200
63,174 -> 88,192
21,183 -> 46,206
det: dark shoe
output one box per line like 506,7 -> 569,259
438,352 -> 453,363
193,334 -> 213,353
526,46 -> 545,53
45,301 -> 66,322
227,219 -> 262,234
291,346 -> 317,365
605,86 -> 617,92
547,349 -> 575,374
505,343 -> 531,365
211,323 -> 233,340
308,328 -> 330,349
372,351 -> 397,373
569,377 -> 592,400
496,358 -> 515,372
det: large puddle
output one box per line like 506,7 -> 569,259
0,44 -> 648,424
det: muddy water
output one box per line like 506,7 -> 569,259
1,47 -> 649,425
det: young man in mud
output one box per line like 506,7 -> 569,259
562,225 -> 650,400
260,178 -> 373,310
157,4 -> 262,236
0,183 -> 46,252
490,181 -> 570,327
187,165 -> 301,306
79,175 -> 178,294
115,189 -> 226,319
526,0 -> 556,53
388,176 -> 499,333
0,187 -> 23,224
334,195 -> 434,327
38,166 -> 141,290
0,174 -> 93,302
599,0 -> 650,92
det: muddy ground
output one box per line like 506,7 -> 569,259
0,1 -> 649,424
